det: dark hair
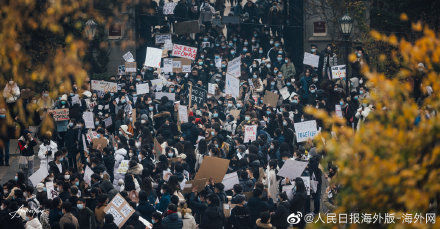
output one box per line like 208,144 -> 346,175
214,183 -> 225,191
139,190 -> 148,202
207,193 -> 220,206
62,202 -> 73,213
152,211 -> 162,222
233,184 -> 243,194
252,188 -> 263,197
104,213 -> 114,223
168,203 -> 177,212
260,211 -> 270,223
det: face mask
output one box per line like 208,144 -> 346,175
253,75 -> 257,78
229,43 -> 233,47
275,43 -> 280,47
278,51 -> 283,54
274,70 -> 278,73
311,48 -> 316,53
199,61 -> 204,65
231,51 -> 235,55
271,82 -> 275,86
60,158 -> 64,162
213,113 -> 218,118
310,89 -> 316,93
222,64 -> 226,68
64,175 -> 70,180
243,49 -> 248,52
95,121 -> 100,126
283,121 -> 288,126
119,131 -> 123,135
357,53 -> 362,58
77,204 -> 84,210
227,103 -> 232,107
0,114 -> 5,119
120,99 -> 126,104
25,216 -> 29,221
215,43 -> 220,47
233,38 -> 237,42
69,122 -> 74,127
168,153 -> 174,158
245,116 -> 250,121
3,190 -> 8,195
354,96 -> 358,100
292,99 -> 298,104
267,64 -> 271,68
278,74 -> 282,78
287,82 -> 291,86
237,104 -> 242,108
360,91 -> 364,95
75,181 -> 79,186
270,41 -> 274,45
203,38 -> 208,41
43,187 -> 47,192
61,101 -> 66,105
277,57 -> 282,62
14,176 -> 18,181
244,42 -> 249,46
152,219 -> 156,224
259,50 -> 263,54
340,101 -> 344,106
266,111 -> 271,115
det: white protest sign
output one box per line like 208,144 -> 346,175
277,159 -> 309,180
84,166 -> 93,185
201,42 -> 210,48
155,92 -> 175,101
123,51 -> 135,62
164,40 -> 173,50
178,105 -> 188,123
279,87 -> 290,100
227,56 -> 241,78
244,125 -> 257,143
163,58 -> 173,73
117,160 -> 130,174
225,74 -> 240,98
144,47 -> 163,68
303,52 -> 320,68
82,112 -> 95,129
215,57 -> 222,68
222,172 -> 240,191
29,167 -> 49,187
71,95 -> 80,105
282,185 -> 295,200
104,117 -> 112,127
208,83 -> 217,95
182,65 -> 191,72
163,2 -> 177,15
91,80 -> 118,92
151,79 -> 164,91
155,34 -> 172,44
331,65 -> 346,79
301,176 -> 311,195
136,83 -> 150,95
335,104 -> 343,117
46,181 -> 58,200
105,193 -> 135,228
172,44 -> 197,60
294,120 -> 318,142
138,216 -> 153,229
125,62 -> 137,72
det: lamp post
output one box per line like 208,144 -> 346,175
339,13 -> 353,95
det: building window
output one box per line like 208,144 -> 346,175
313,21 -> 327,36
108,23 -> 123,39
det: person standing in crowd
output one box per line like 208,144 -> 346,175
0,107 -> 15,166
18,130 -> 37,177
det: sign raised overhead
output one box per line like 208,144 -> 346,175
331,65 -> 346,79
91,80 -> 118,93
303,52 -> 320,68
172,44 -> 198,60
104,193 -> 135,228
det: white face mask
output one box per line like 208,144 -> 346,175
64,175 -> 70,180
135,141 -> 141,148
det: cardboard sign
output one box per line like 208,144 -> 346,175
104,193 -> 135,228
155,92 -> 175,101
91,80 -> 118,93
178,105 -> 188,123
172,44 -> 197,60
155,34 -> 172,44
153,138 -> 162,155
227,57 -> 241,78
335,105 -> 343,117
189,85 -> 207,107
303,52 -> 320,68
244,125 -> 257,143
294,120 -> 318,142
144,47 -> 163,68
84,166 -> 93,185
173,20 -> 200,35
92,137 -> 108,150
279,87 -> 290,100
194,156 -> 230,183
46,182 -> 58,200
29,167 -> 49,187
172,58 -> 192,73
230,109 -> 241,120
136,83 -> 149,95
122,51 -> 135,62
263,90 -> 279,107
182,178 -> 207,194
277,159 -> 309,180
82,111 -> 95,129
125,62 -> 137,72
331,65 -> 346,79
48,108 -> 69,121
163,2 -> 177,14
117,160 -> 130,174
222,172 -> 240,191
225,74 -> 240,98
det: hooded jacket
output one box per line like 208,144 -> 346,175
161,212 -> 183,229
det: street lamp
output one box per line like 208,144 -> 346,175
339,13 -> 353,95
85,19 -> 97,40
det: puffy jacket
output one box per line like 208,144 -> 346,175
161,212 -> 183,229
199,205 -> 224,229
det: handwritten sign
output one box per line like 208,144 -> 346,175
303,52 -> 320,68
225,74 -> 240,98
144,47 -> 163,68
189,86 -> 207,107
82,112 -> 95,129
91,80 -> 118,93
46,182 -> 59,200
294,120 -> 318,142
222,172 -> 240,191
155,92 -> 175,101
105,193 -> 135,228
163,58 -> 173,73
335,105 -> 343,117
125,62 -> 137,72
178,105 -> 188,123
136,83 -> 149,95
155,34 -> 172,44
48,108 -> 69,121
262,90 -> 279,107
331,65 -> 346,79
244,125 -> 257,143
172,44 -> 197,60
227,57 -> 241,78
163,2 -> 177,14
122,51 -> 135,62
117,160 -> 130,174
208,83 -> 217,95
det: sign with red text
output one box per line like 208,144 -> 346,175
172,44 -> 197,60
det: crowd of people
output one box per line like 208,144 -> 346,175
0,0 -> 374,228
